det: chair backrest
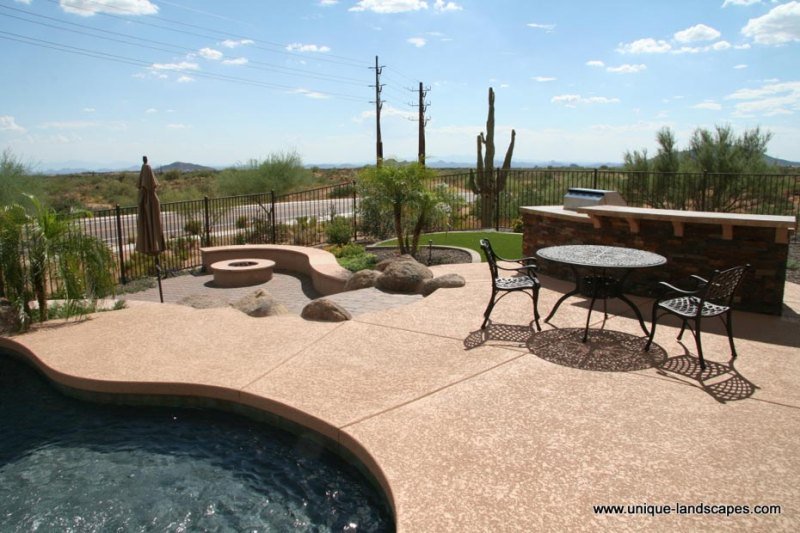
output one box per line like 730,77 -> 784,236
702,264 -> 750,307
480,239 -> 500,280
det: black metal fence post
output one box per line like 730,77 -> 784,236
701,171 -> 708,211
593,168 -> 598,189
351,180 -> 358,242
203,196 -> 211,247
270,190 -> 276,244
114,204 -> 127,285
494,169 -> 501,231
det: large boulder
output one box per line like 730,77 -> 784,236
375,254 -> 417,272
344,269 -> 381,291
232,289 -> 289,317
301,298 -> 352,322
375,259 -> 433,294
421,273 -> 466,296
0,298 -> 21,335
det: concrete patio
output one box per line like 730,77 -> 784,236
2,262 -> 798,532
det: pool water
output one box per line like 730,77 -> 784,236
0,355 -> 392,531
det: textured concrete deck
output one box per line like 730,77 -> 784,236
2,263 -> 799,532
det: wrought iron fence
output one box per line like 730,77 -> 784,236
7,169 -> 798,298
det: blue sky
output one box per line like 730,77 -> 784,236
1,0 -> 798,171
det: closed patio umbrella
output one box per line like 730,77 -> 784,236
135,155 -> 166,303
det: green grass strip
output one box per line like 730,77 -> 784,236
378,231 -> 523,262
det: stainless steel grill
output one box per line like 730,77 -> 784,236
563,188 -> 627,211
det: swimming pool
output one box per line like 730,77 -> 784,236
0,355 -> 393,531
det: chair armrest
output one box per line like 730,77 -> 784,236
656,281 -> 699,299
497,263 -> 538,273
689,275 -> 708,286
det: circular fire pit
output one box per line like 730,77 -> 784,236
211,258 -> 275,288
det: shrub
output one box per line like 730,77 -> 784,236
184,218 -> 202,235
326,216 -> 352,245
235,215 -> 249,229
215,151 -> 313,196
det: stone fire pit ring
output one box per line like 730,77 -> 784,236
211,258 -> 275,288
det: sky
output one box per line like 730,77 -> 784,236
1,0 -> 799,171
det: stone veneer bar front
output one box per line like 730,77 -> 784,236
521,205 -> 796,315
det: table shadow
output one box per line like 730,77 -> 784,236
526,328 -> 667,372
463,322 -> 535,350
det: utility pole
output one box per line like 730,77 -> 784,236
369,56 -> 385,167
413,81 -> 431,166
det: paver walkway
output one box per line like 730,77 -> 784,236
123,269 -> 422,315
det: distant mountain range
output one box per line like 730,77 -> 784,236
40,155 -> 799,174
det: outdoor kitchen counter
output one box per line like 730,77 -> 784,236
520,205 -> 796,315
575,205 -> 796,244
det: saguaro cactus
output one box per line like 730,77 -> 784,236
470,87 -> 516,228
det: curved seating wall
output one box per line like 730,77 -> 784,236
201,245 -> 351,296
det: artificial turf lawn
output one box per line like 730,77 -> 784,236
378,231 -> 523,262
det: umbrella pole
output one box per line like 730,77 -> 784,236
156,254 -> 164,303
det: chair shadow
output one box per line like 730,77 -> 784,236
654,344 -> 759,403
464,322 -> 536,350
525,328 -> 668,372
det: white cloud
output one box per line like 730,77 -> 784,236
82,107 -> 95,113
167,124 -> 189,129
726,80 -> 800,116
286,43 -> 331,53
177,75 -> 195,83
0,115 -> 25,133
319,0 -> 339,5
711,40 -> 732,50
59,0 -> 158,17
199,47 -> 223,60
145,108 -> 157,114
532,76 -> 556,82
551,94 -> 620,107
674,24 -> 721,43
606,64 -> 647,73
14,0 -> 33,5
734,64 -> 748,69
433,0 -> 462,12
586,60 -> 605,67
617,38 -> 671,54
527,22 -> 555,31
742,1 -> 800,45
723,0 -> 762,6
221,39 -> 254,48
693,101 -> 723,110
407,37 -> 427,47
151,61 -> 199,71
293,88 -> 331,100
222,57 -> 248,65
349,0 -> 428,13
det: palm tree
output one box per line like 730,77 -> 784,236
24,195 -> 115,322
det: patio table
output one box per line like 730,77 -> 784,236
536,245 -> 667,342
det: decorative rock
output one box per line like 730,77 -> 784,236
344,269 -> 381,291
232,289 -> 289,317
301,298 -> 352,322
375,259 -> 434,294
421,273 -> 466,296
0,298 -> 21,335
375,254 -> 417,272
177,294 -> 229,309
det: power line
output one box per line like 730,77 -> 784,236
40,0 -> 371,69
0,30 -> 366,101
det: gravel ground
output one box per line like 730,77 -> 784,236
368,246 -> 474,266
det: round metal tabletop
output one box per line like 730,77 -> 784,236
536,245 -> 667,269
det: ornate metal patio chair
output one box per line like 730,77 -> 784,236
644,264 -> 750,370
479,238 -> 542,331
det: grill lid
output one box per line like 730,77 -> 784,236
563,188 -> 627,211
